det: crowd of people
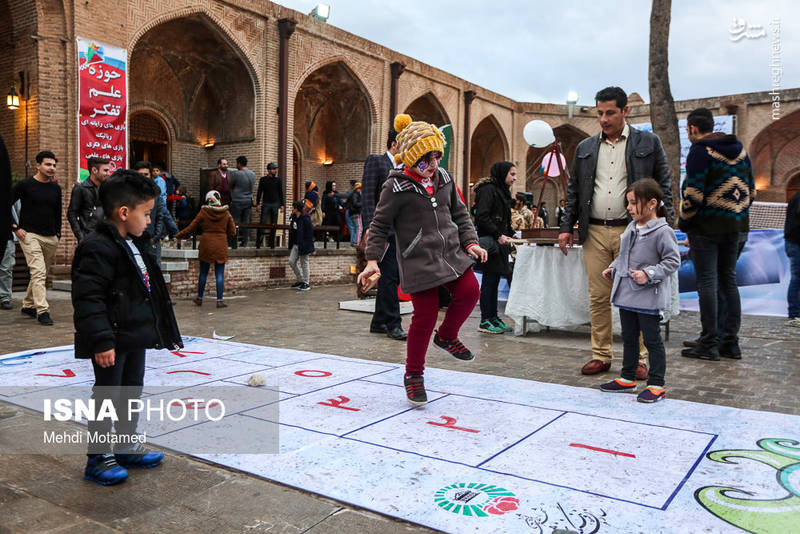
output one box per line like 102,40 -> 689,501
0,83 -> 797,485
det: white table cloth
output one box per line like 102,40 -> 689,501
505,244 -> 679,335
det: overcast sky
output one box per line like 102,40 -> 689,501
275,0 -> 798,105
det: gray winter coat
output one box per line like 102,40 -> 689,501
609,218 -> 680,312
366,168 -> 478,294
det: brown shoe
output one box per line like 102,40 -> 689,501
216,300 -> 227,308
192,297 -> 202,306
581,359 -> 611,375
636,363 -> 649,380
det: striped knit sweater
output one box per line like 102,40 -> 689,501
679,134 -> 755,235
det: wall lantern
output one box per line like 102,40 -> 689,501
6,86 -> 19,110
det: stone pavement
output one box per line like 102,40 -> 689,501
0,284 -> 797,533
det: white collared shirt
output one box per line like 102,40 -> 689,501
591,122 -> 630,220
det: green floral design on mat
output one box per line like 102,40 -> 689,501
696,438 -> 800,533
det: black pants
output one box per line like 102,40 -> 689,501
257,203 -> 280,248
479,271 -> 501,322
619,309 -> 666,387
689,232 -> 742,349
478,270 -> 511,322
371,239 -> 402,330
87,348 -> 145,454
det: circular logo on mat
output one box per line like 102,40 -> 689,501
434,483 -> 519,517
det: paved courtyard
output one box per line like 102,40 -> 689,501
1,284 -> 797,533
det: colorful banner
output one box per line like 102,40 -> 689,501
632,115 -> 735,187
77,37 -> 127,182
676,229 -> 791,317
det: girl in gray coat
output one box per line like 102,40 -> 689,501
599,178 -> 680,403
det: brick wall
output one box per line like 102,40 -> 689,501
167,248 -> 357,297
3,0 -> 800,280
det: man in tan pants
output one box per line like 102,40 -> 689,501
11,150 -> 62,325
558,87 -> 673,377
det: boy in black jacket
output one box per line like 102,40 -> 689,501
72,170 -> 182,485
288,200 -> 314,291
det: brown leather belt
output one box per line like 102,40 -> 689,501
589,217 -> 628,227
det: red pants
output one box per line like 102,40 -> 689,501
406,269 -> 480,376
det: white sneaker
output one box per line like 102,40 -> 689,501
786,317 -> 800,328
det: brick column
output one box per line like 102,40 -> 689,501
278,18 -> 297,211
389,61 -> 406,123
462,90 -> 476,199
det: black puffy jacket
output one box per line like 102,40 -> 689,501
71,221 -> 182,359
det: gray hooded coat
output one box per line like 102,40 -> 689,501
609,217 -> 680,312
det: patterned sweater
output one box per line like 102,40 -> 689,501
679,134 -> 755,235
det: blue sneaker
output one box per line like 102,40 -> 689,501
114,441 -> 164,469
637,386 -> 666,403
84,454 -> 128,485
599,378 -> 637,393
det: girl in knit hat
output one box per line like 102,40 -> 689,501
358,114 -> 488,405
175,190 -> 237,308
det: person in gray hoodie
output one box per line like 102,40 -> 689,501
599,178 -> 679,403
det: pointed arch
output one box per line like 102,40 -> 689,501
129,12 -> 258,144
292,56 -> 378,128
128,7 -> 261,94
469,114 -> 509,185
749,108 -> 800,190
403,91 -> 451,127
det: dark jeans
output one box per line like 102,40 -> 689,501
230,201 -> 252,246
258,203 -> 280,248
689,232 -> 742,349
690,232 -> 747,335
787,240 -> 800,318
371,239 -> 402,330
198,261 -> 225,300
619,309 -> 665,387
88,348 -> 145,454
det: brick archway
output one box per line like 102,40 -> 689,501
129,111 -> 170,170
749,109 -> 800,192
469,114 -> 509,186
404,92 -> 451,127
129,13 -> 258,145
292,60 -> 373,194
785,172 -> 800,202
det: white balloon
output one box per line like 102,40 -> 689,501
523,120 -> 555,147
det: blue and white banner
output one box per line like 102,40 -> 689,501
676,229 -> 790,317
633,115 -> 735,187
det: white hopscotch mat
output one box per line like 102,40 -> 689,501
1,338 -> 798,534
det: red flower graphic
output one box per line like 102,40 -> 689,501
483,496 -> 519,515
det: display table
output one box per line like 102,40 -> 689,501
505,244 -> 679,336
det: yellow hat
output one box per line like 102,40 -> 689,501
393,114 -> 446,168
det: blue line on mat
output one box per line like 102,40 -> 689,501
340,394 -> 451,438
476,412 -> 567,467
661,434 -> 719,511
